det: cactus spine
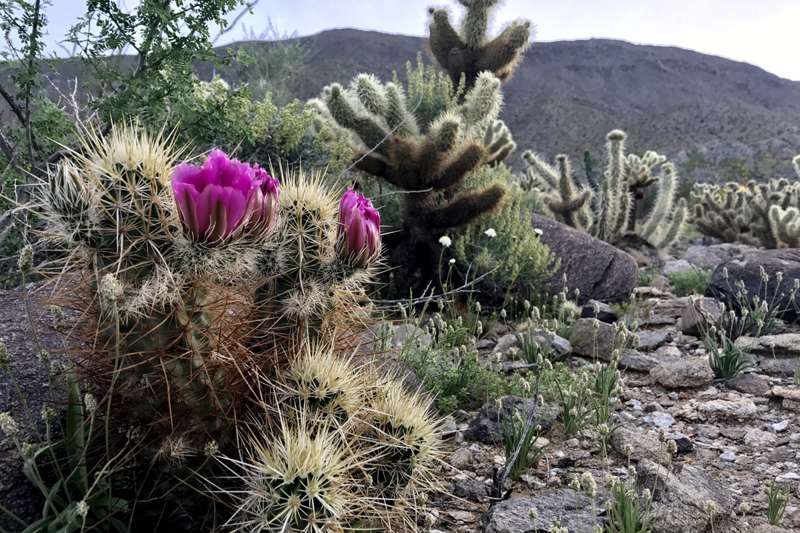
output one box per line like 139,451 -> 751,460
524,129 -> 687,252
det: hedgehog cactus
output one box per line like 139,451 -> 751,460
39,125 -> 381,452
227,346 -> 444,531
524,129 -> 688,253
691,155 -> 800,248
428,0 -> 531,89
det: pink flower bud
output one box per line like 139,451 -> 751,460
337,188 -> 380,268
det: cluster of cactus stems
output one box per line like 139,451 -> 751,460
37,123 -> 443,529
524,130 -> 688,252
311,0 -> 530,295
224,344 -> 443,531
428,0 -> 530,90
691,155 -> 800,248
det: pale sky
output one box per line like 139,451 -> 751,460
34,0 -> 800,81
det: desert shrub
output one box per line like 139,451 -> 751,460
453,163 -> 558,306
164,76 -> 351,172
667,267 -> 711,296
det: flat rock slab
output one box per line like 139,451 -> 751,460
485,489 -> 605,533
637,459 -> 734,533
534,214 -> 637,304
650,357 -> 714,388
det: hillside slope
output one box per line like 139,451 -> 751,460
7,28 -> 800,180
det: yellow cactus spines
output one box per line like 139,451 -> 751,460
223,415 -> 363,532
276,343 -> 368,427
358,377 -> 444,514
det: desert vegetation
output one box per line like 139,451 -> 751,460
1,0 -> 800,532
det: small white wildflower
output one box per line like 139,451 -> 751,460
736,501 -> 750,514
438,235 -> 452,248
76,500 -> 89,518
0,412 -> 19,437
204,440 -> 219,457
500,308 -> 507,320
534,228 -> 543,236
703,499 -> 717,515
41,405 -> 56,422
581,471 -> 597,497
448,258 -> 456,265
484,228 -> 497,238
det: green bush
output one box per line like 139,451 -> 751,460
163,76 -> 351,172
453,163 -> 558,305
667,267 -> 711,296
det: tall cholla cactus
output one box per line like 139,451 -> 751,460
311,0 -> 530,295
38,124 -> 381,451
524,129 -> 688,252
692,154 -> 800,248
312,71 -> 509,292
428,0 -> 531,89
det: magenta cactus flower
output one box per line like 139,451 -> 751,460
338,188 -> 381,267
171,150 -> 278,243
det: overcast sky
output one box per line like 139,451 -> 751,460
35,0 -> 800,81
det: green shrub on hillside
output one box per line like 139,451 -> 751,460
165,76 -> 351,172
453,164 -> 558,305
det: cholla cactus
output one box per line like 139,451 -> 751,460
428,0 -> 531,89
312,71 -> 508,294
310,0 -> 531,296
691,156 -> 800,248
524,130 -> 687,252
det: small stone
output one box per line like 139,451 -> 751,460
643,411 -> 675,429
679,297 -> 723,337
743,428 -> 777,447
777,472 -> 800,482
772,420 -> 790,433
580,300 -> 617,323
651,357 -> 714,389
697,398 -> 759,419
569,318 -> 617,360
727,373 -> 771,396
449,447 -> 473,470
636,328 -> 676,351
618,349 -> 660,371
720,450 -> 737,462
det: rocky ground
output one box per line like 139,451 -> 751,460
3,243 -> 800,532
419,243 -> 800,532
